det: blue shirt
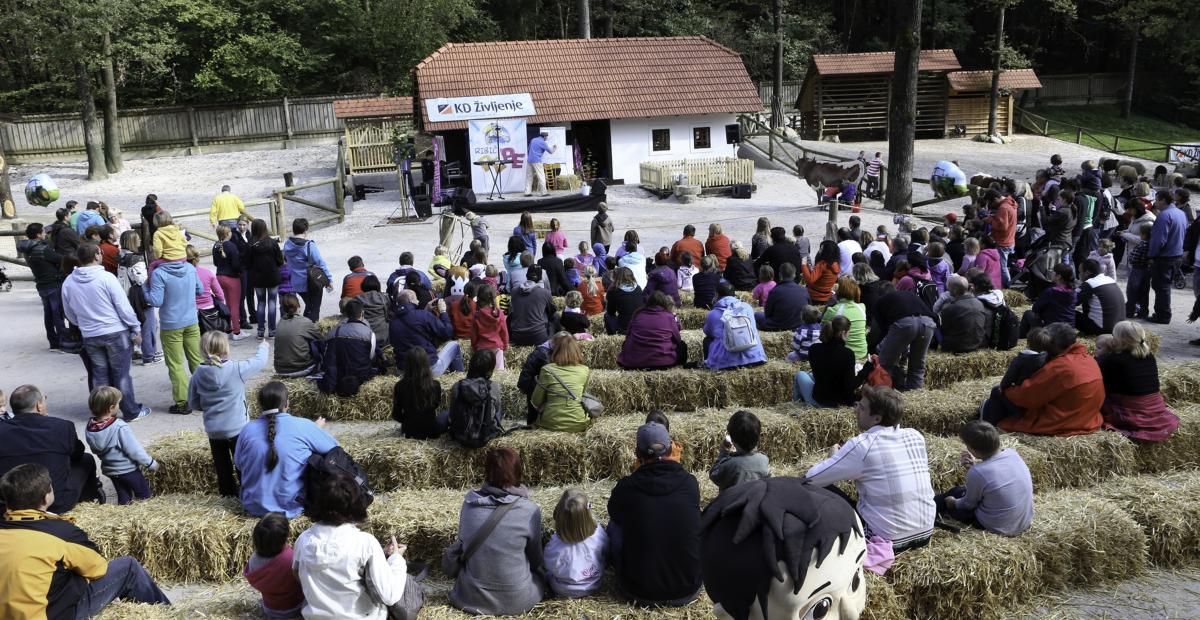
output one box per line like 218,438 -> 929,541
953,449 -> 1033,536
1149,203 -> 1186,258
74,209 -> 106,236
528,136 -> 552,164
234,411 -> 338,518
144,261 -> 203,330
283,237 -> 332,293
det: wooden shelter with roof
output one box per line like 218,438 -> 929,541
946,69 -> 1042,137
413,36 -> 763,185
332,96 -> 414,175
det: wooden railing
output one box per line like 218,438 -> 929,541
639,157 -> 755,191
1013,107 -> 1174,162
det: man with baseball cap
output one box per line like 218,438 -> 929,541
606,422 -> 702,607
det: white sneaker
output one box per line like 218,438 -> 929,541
231,332 -> 251,341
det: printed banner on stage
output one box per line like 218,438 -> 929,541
426,93 -> 536,123
469,118 -> 527,196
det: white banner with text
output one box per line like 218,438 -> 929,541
425,93 -> 536,123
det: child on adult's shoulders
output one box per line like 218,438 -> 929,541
933,420 -> 1034,537
708,410 -> 770,492
244,512 -> 305,619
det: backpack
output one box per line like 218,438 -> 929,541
913,279 -> 940,311
298,446 -> 373,510
448,379 -> 504,449
721,301 -> 760,353
982,300 -> 1019,350
1094,192 -> 1112,230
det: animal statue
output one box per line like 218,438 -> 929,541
701,477 -> 867,620
795,157 -> 863,192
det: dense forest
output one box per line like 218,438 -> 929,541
0,0 -> 1197,118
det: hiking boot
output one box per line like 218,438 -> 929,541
168,403 -> 191,415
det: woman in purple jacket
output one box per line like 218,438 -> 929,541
616,291 -> 687,370
643,249 -> 681,307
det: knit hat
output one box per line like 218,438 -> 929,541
636,422 -> 671,458
944,212 -> 958,224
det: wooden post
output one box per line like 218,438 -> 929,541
334,142 -> 346,223
283,172 -> 295,190
1113,135 -> 1120,154
187,107 -> 199,148
274,192 -> 286,237
281,97 -> 293,140
825,200 -> 838,241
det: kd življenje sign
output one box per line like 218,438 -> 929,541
425,93 -> 536,123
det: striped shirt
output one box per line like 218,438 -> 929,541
805,425 -> 936,545
790,323 -> 822,361
866,158 -> 883,177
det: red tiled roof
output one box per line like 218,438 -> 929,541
332,96 -> 414,119
415,37 -> 764,131
948,68 -> 1042,92
811,49 -> 961,76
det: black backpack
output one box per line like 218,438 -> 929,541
299,446 -> 373,510
982,300 -> 1019,350
448,379 -> 504,449
913,279 -> 940,311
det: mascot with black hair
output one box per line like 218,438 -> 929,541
701,477 -> 867,620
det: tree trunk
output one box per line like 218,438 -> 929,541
101,32 -> 123,174
1122,26 -> 1137,119
577,0 -> 590,37
0,142 -> 14,219
885,0 -> 922,214
987,4 -> 1005,137
601,0 -> 613,36
75,61 -> 108,181
769,0 -> 783,130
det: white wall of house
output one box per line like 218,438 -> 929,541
608,114 -> 739,183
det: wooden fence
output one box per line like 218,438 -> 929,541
1,94 -> 372,161
1030,73 -> 1125,106
756,80 -> 805,110
639,157 -> 755,191
1013,106 -> 1173,162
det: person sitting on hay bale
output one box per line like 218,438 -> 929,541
446,349 -> 506,448
997,322 -> 1104,437
1097,321 -> 1180,442
392,347 -> 445,440
979,327 -> 1051,425
645,249 -> 682,307
531,332 -> 593,433
0,463 -> 171,618
801,242 -> 840,305
354,275 -> 390,344
608,422 -> 702,607
244,513 -> 304,619
389,290 -> 463,376
234,381 -> 338,518
708,410 -> 770,492
754,227 -> 803,288
0,385 -> 103,513
723,242 -> 757,292
1019,264 -> 1076,338
544,488 -> 608,598
701,477 -> 867,620
756,263 -> 811,333
617,292 -> 687,370
805,385 -> 936,554
691,255 -> 723,310
931,160 -> 969,199
793,317 -> 874,408
604,267 -> 643,335
933,420 -> 1034,537
937,275 -> 989,355
703,282 -> 767,371
317,299 -> 380,397
508,266 -> 559,347
273,294 -> 322,378
442,447 -> 546,616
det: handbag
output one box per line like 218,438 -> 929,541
444,499 -> 518,577
304,241 -> 330,291
540,367 -> 604,418
198,306 -> 230,334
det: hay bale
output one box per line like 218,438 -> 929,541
863,572 -> 909,620
1161,361 -> 1200,406
1007,431 -> 1138,488
1002,287 -> 1031,308
888,528 -> 1043,620
1088,472 -> 1200,567
1024,489 -> 1147,590
1135,405 -> 1200,473
96,584 -> 259,620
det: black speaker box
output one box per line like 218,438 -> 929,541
413,194 -> 433,218
732,183 -> 752,199
725,123 -> 742,144
590,178 -> 608,197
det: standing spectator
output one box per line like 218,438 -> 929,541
98,226 -> 120,276
806,386 -> 936,552
512,211 -> 538,255
213,224 -> 249,340
617,292 -> 687,370
545,218 -> 568,256
145,245 -> 204,415
74,201 -> 106,236
704,223 -> 732,270
0,385 -> 104,513
1075,258 -> 1126,335
48,205 -> 81,259
283,218 -> 333,322
17,223 -> 68,351
873,285 -> 937,390
151,211 -> 187,263
984,189 -> 1018,287
61,244 -> 150,420
532,332 -> 592,432
1186,207 -> 1200,345
0,464 -> 170,618
864,151 -> 883,198
604,267 -> 643,335
702,282 -> 767,370
274,294 -> 322,377
508,266 -> 559,346
723,241 -> 757,291
139,195 -> 161,254
442,448 -> 545,615
607,422 -> 702,606
755,263 -> 811,332
233,216 -> 257,329
389,291 -> 463,376
1097,320 -> 1179,441
340,255 -> 373,300
801,241 -> 841,303
234,382 -> 338,518
187,245 -> 228,323
1125,222 -> 1154,319
209,185 -> 246,230
84,386 -> 158,504
750,217 -> 772,260
670,225 -> 704,267
938,275 -> 989,353
854,262 -> 885,321
117,230 -> 160,364
189,332 -> 271,497
998,322 -> 1105,436
1147,190 -> 1187,323
247,219 -> 285,338
590,203 -> 614,253
933,420 -> 1034,536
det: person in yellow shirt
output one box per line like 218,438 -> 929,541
209,185 -> 246,229
0,464 -> 170,620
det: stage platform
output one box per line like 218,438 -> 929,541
454,190 -> 607,215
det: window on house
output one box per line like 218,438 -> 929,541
693,127 -> 711,149
651,128 -> 671,152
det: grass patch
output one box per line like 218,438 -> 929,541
1026,105 -> 1200,160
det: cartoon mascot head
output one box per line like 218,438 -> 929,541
701,477 -> 867,620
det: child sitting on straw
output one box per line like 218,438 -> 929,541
543,488 -> 608,598
752,265 -> 775,308
244,512 -> 305,619
708,410 -> 770,492
635,411 -> 682,469
428,245 -> 452,286
470,285 -> 509,370
934,420 -> 1033,536
559,291 -> 591,337
84,386 -> 159,505
677,251 -> 697,293
482,264 -> 503,293
564,257 -> 581,288
980,327 -> 1050,424
786,305 -> 823,362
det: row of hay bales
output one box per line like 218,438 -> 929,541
81,470 -> 1200,620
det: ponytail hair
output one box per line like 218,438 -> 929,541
257,381 -> 290,472
200,330 -> 229,366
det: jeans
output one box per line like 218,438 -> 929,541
864,175 -> 879,198
792,370 -> 816,405
218,219 -> 239,231
256,287 -> 279,334
38,286 -> 68,348
140,308 -> 161,359
997,245 -> 1014,289
301,287 -> 323,322
208,436 -> 240,497
161,324 -> 203,405
73,556 -> 170,620
111,470 -> 152,505
83,331 -> 143,420
1150,257 -> 1182,321
877,315 -> 937,390
217,275 -> 242,333
933,486 -> 978,525
430,341 -> 464,376
1126,267 -> 1151,317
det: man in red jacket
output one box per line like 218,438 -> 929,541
984,189 -> 1017,288
670,225 -> 704,268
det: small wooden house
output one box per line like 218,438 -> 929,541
332,96 -> 414,175
946,69 -> 1042,136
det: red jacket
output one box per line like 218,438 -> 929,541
1000,343 -> 1104,436
987,197 -> 1018,247
244,546 -> 304,614
705,234 -> 732,270
576,280 -> 606,316
670,237 -> 704,266
448,296 -> 475,339
470,305 -> 509,351
801,260 -> 840,303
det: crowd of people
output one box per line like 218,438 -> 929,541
0,153 -> 1195,618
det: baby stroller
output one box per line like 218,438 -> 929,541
1013,230 -> 1067,302
0,265 -> 10,292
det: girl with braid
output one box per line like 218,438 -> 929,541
234,381 -> 339,517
